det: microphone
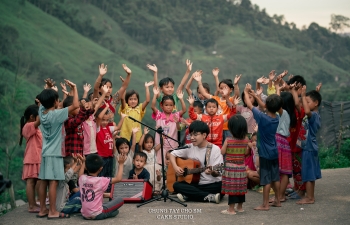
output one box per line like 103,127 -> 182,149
128,116 -> 137,122
172,145 -> 190,150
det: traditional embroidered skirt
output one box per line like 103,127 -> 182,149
276,133 -> 292,175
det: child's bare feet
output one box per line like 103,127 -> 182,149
296,197 -> 315,204
235,207 -> 244,213
254,204 -> 269,211
270,201 -> 281,207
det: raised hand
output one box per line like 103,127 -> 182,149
269,70 -> 276,81
180,118 -> 191,126
102,84 -> 108,94
262,77 -> 270,85
132,127 -> 140,134
316,83 -> 322,92
288,74 -> 294,81
60,82 -> 67,91
83,83 -> 91,93
62,89 -> 69,96
234,74 -> 242,85
281,70 -> 288,78
256,86 -> 263,96
177,90 -> 184,99
120,113 -> 128,119
122,64 -> 131,74
153,86 -> 160,95
44,78 -> 56,88
143,127 -> 149,134
186,59 -> 193,71
222,87 -> 229,97
99,63 -> 108,76
187,95 -> 195,105
193,71 -> 202,82
212,67 -> 219,77
301,85 -> 307,97
145,81 -> 154,87
117,153 -> 127,164
256,76 -> 265,84
245,83 -> 252,92
147,64 -> 157,73
234,96 -> 242,105
51,86 -> 58,92
113,130 -> 121,139
64,79 -> 76,89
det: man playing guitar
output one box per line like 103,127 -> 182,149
170,121 -> 223,203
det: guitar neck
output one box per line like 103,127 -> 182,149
187,167 -> 206,175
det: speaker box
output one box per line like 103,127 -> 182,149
110,179 -> 153,203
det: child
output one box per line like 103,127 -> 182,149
297,87 -> 322,204
56,156 -> 82,214
139,127 -> 162,192
246,133 -> 260,186
63,94 -> 95,156
119,81 -> 154,149
151,87 -> 186,164
79,153 -> 126,220
194,71 -> 239,144
93,64 -> 132,126
37,80 -> 79,219
115,128 -> 139,179
182,101 -> 204,144
221,115 -> 249,215
20,104 -> 42,213
147,59 -> 192,111
244,83 -> 282,211
128,152 -> 150,180
187,90 -> 237,148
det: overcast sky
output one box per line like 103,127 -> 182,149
251,0 -> 350,31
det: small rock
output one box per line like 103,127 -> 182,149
300,208 -> 304,210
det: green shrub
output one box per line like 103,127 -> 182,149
319,145 -> 350,169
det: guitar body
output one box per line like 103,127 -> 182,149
167,158 -> 201,192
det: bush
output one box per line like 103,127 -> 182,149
319,145 -> 350,169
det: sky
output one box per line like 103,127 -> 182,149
251,0 -> 350,32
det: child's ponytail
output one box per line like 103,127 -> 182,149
19,115 -> 25,146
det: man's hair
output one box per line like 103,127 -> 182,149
189,121 -> 210,136
63,96 -> 73,108
38,89 -> 59,109
133,152 -> 148,161
287,75 -> 306,86
306,90 -> 322,106
159,77 -> 175,88
205,98 -> 218,107
228,115 -> 248,140
85,154 -> 103,173
193,101 -> 204,112
197,83 -> 210,94
265,94 -> 283,113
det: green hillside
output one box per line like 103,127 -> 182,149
1,0 -> 350,203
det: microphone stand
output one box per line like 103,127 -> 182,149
127,116 -> 187,207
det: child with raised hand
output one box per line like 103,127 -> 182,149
220,115 -> 249,215
92,64 -> 132,126
139,127 -> 162,192
79,153 -> 126,220
151,86 -> 186,164
194,71 -> 237,144
37,79 -> 80,219
297,87 -> 322,205
56,155 -> 83,215
19,104 -> 42,213
115,127 -> 140,179
128,152 -> 150,180
82,83 -> 92,99
244,83 -> 282,211
119,81 -> 154,150
147,59 -> 192,111
181,101 -> 204,145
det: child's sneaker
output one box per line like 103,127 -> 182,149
204,193 -> 220,203
177,193 -> 188,202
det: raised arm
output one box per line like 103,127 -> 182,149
120,89 -> 126,110
177,90 -> 186,117
142,81 -> 154,111
138,127 -> 149,151
151,87 -> 159,113
187,95 -> 199,120
244,84 -> 254,110
233,74 -> 242,97
65,79 -> 80,114
193,71 -> 211,99
185,73 -> 194,96
94,85 -> 108,112
176,59 -> 192,93
301,85 -> 311,118
130,127 -> 140,153
221,139 -> 228,155
114,64 -> 132,102
147,64 -> 160,98
114,113 -> 127,131
93,64 -> 108,99
82,83 -> 91,99
212,67 -> 220,96
111,154 -> 127,184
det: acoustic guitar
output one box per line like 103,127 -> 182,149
166,158 -> 224,192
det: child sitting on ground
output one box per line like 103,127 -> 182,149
128,152 -> 150,180
79,153 -> 126,220
56,155 -> 82,214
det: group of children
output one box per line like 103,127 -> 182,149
20,60 -> 322,219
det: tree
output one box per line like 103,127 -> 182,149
329,14 -> 350,33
